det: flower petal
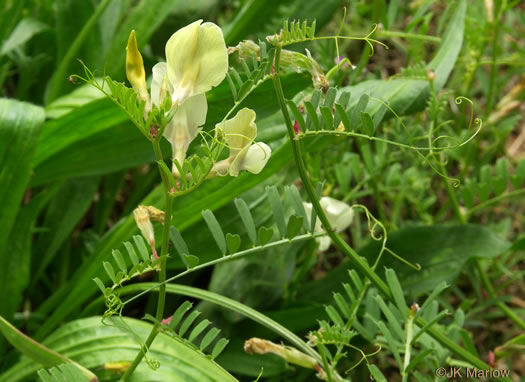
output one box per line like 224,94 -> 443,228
165,20 -> 228,105
151,62 -> 167,107
302,201 -> 323,233
320,197 -> 354,232
317,236 -> 331,252
218,108 -> 257,176
239,142 -> 272,174
221,107 -> 257,154
163,93 -> 207,164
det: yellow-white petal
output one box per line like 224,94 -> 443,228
302,202 -> 323,233
303,197 -> 353,251
318,236 -> 331,252
320,197 -> 354,232
218,108 -> 257,176
133,206 -> 155,247
151,62 -> 168,107
165,20 -> 228,105
163,93 -> 207,164
221,108 -> 257,154
240,142 -> 272,174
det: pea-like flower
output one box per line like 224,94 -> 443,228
213,108 -> 272,177
164,19 -> 228,106
126,20 -> 228,170
303,197 -> 354,251
133,205 -> 164,259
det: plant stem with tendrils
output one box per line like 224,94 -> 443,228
271,45 -> 490,372
121,140 -> 173,381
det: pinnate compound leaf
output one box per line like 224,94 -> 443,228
38,363 -> 90,382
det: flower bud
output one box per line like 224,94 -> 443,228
244,338 -> 318,370
126,30 -> 149,104
133,205 -> 157,258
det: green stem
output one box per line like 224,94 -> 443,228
121,141 -> 173,381
272,46 -> 390,298
438,157 -> 465,224
476,261 -> 525,331
466,189 -> 525,217
271,45 -> 490,371
121,233 -> 322,306
317,344 -> 334,382
378,30 -> 441,43
45,0 -> 111,104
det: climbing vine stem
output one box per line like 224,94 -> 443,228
270,45 -> 490,371
121,140 -> 173,380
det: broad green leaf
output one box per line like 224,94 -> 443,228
0,316 -> 96,381
0,99 -> 44,255
45,0 -> 111,103
0,18 -> 48,56
0,185 -> 58,354
0,99 -> 44,321
32,177 -> 100,283
427,0 -> 466,90
2,317 -> 236,382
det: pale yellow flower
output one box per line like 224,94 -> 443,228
303,197 -> 354,251
214,108 -> 272,177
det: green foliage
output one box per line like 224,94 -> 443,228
158,301 -> 230,360
38,363 -> 91,382
1,0 -> 524,381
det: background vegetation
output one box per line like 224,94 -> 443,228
0,0 -> 523,381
